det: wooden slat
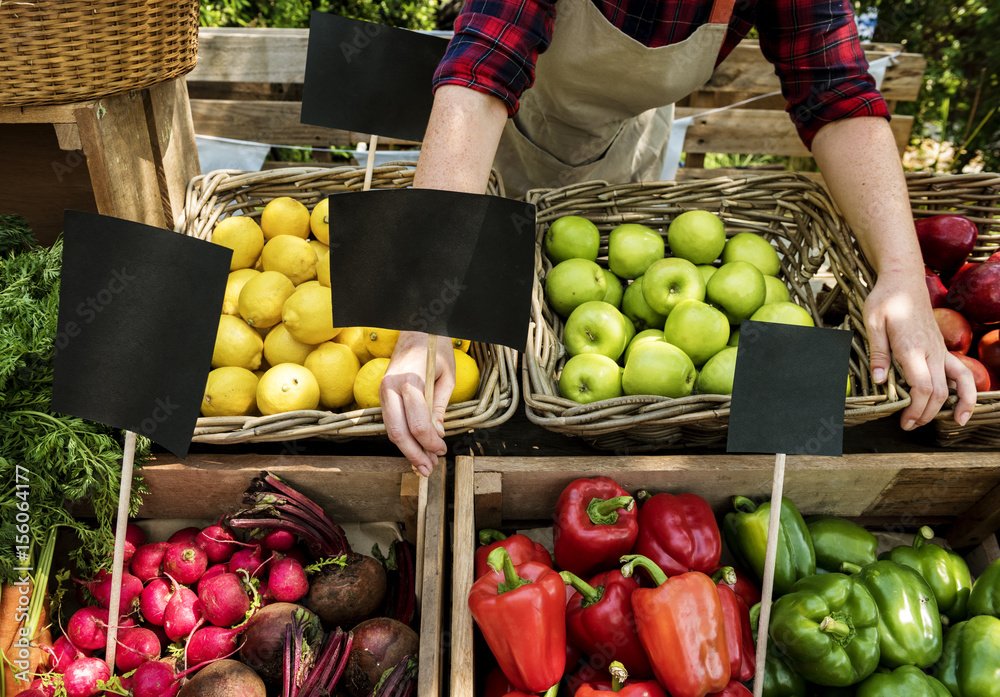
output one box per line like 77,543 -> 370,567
417,465 -> 447,697
451,456 -> 477,697
145,77 -> 202,226
946,481 -> 1000,550
474,471 -> 503,530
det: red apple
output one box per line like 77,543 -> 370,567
952,351 -> 992,392
924,266 -> 949,308
977,329 -> 1000,376
945,261 -> 1000,324
942,261 -> 977,288
988,250 -> 1000,263
933,307 -> 974,354
914,215 -> 978,271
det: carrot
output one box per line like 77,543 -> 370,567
1,581 -> 48,696
1,583 -> 25,657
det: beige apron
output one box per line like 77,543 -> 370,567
494,0 -> 737,198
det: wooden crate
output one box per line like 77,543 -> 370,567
450,453 -> 1000,697
136,453 -> 447,697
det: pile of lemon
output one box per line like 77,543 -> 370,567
202,196 -> 480,418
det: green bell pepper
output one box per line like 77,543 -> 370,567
724,495 -> 816,596
806,684 -> 855,696
969,556 -> 1000,618
751,602 -> 808,697
806,515 -> 878,574
769,572 -> 880,687
880,526 -> 971,623
842,560 -> 942,669
855,665 -> 950,697
934,615 -> 1000,697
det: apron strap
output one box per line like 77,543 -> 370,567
708,0 -> 738,26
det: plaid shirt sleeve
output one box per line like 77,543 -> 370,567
432,0 -> 557,115
755,0 -> 891,149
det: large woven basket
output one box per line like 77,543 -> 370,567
904,172 -> 1000,447
523,173 -> 910,452
0,0 -> 199,107
174,164 -> 519,444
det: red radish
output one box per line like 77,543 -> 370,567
186,624 -> 245,666
144,622 -> 171,649
78,571 -> 144,613
199,573 -> 251,627
228,543 -> 266,579
257,578 -> 273,606
195,524 -> 241,564
259,529 -> 296,552
273,547 -> 309,568
131,542 -> 171,583
168,526 -> 201,544
115,626 -> 162,673
50,634 -> 91,673
163,542 -> 208,586
132,659 -> 180,697
140,577 -> 174,626
197,563 -> 228,596
17,690 -> 49,697
27,680 -> 56,696
268,557 -> 309,603
163,584 -> 205,642
62,657 -> 111,697
67,606 -> 110,651
124,522 -> 148,564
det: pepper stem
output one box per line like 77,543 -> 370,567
840,562 -> 864,575
619,554 -> 667,586
487,547 -> 532,594
588,496 -> 634,526
914,526 -> 935,549
609,661 -> 628,692
820,616 -> 851,638
559,571 -> 605,608
540,683 -> 560,697
478,529 -> 507,546
732,495 -> 758,514
711,566 -> 738,586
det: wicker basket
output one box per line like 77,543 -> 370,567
904,172 -> 1000,447
0,0 -> 199,107
174,164 -> 519,444
523,173 -> 910,452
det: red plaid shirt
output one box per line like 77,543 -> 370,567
432,0 -> 890,148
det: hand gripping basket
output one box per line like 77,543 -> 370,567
175,164 -> 519,444
523,173 -> 910,452
0,0 -> 199,107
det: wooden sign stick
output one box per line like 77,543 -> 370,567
752,452 -> 787,697
103,430 -> 138,672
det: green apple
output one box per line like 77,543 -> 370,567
749,301 -> 815,327
763,275 -> 791,305
662,299 -> 730,366
545,258 -> 607,318
706,261 -> 767,324
641,257 -> 707,317
847,374 -> 852,397
601,268 -> 624,308
697,264 -> 718,286
622,313 -> 636,347
545,215 -> 600,264
721,231 -> 781,276
695,346 -> 739,395
621,276 -> 667,331
563,300 -> 630,360
622,340 -> 696,398
728,328 -> 740,346
608,223 -> 665,279
667,210 -> 726,264
559,353 -> 623,404
624,328 -> 664,364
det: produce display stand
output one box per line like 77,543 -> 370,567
450,453 -> 1000,697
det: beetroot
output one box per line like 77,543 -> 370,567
197,563 -> 228,596
186,625 -> 244,666
199,572 -> 251,627
195,524 -> 241,564
132,659 -> 179,697
176,659 -> 266,697
51,634 -> 91,673
268,556 -> 309,603
259,529 -> 296,552
168,526 -> 201,544
130,542 -> 170,583
139,578 -> 173,626
163,542 -> 208,586
306,554 -> 387,628
344,618 -> 419,697
78,571 -> 143,614
239,602 -> 319,684
67,606 -> 109,651
63,657 -> 111,697
115,626 -> 162,673
228,544 -> 266,579
163,585 -> 205,642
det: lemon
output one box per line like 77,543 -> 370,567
211,216 -> 265,270
212,315 -> 264,370
364,327 -> 401,358
202,367 -> 259,417
451,348 -> 480,404
239,270 -> 295,329
335,326 -> 375,364
254,255 -> 264,271
316,250 -> 330,288
222,268 -> 260,316
298,280 -> 322,290
261,196 -> 311,240
305,342 -> 361,409
353,357 -> 390,409
260,235 -> 317,286
310,198 -> 330,244
282,283 -> 343,344
451,337 -> 471,353
308,239 -> 329,260
257,363 -> 321,415
264,323 -> 319,366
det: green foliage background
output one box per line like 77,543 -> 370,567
199,0 -> 438,30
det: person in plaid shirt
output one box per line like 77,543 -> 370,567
380,0 -> 977,475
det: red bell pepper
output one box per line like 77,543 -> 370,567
621,554 -> 730,697
483,667 -> 517,697
475,529 -> 552,579
711,567 -> 756,682
712,564 -> 761,608
562,569 -> 654,679
631,492 -> 721,576
554,477 -> 638,577
573,662 -> 668,697
708,681 -> 752,697
505,686 -> 560,697
468,547 -> 567,693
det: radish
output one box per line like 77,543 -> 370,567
185,624 -> 244,666
27,679 -> 56,696
163,584 -> 205,642
268,556 -> 309,603
256,578 -> 273,606
67,606 -> 109,651
139,577 -> 173,626
124,521 -> 147,564
50,634 -> 91,673
195,524 -> 240,564
163,542 -> 208,586
228,543 -> 266,579
115,626 -> 162,673
199,573 -> 251,627
131,542 -> 170,583
132,659 -> 180,697
62,657 -> 111,697
168,526 -> 201,544
144,622 -> 171,649
259,529 -> 296,552
77,571 -> 143,613
197,563 -> 227,596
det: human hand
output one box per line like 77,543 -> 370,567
379,331 -> 457,476
863,272 -> 977,430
